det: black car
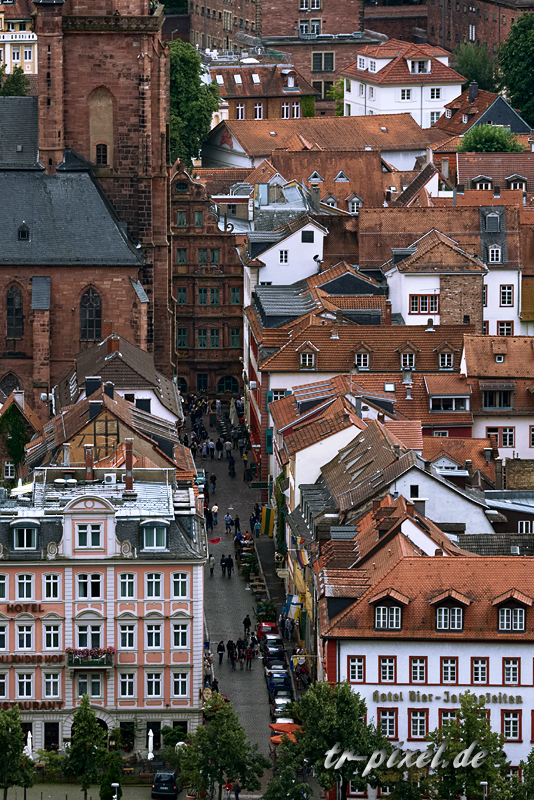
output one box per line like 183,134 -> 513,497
268,684 -> 294,704
152,772 -> 180,799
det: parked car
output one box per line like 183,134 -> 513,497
265,661 -> 289,682
261,635 -> 284,654
268,684 -> 294,704
270,696 -> 293,720
263,643 -> 286,663
257,621 -> 278,640
266,671 -> 292,694
152,773 -> 180,799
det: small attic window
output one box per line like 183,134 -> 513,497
309,171 -> 323,182
176,182 -> 188,192
462,114 -> 468,123
384,382 -> 395,392
252,73 -> 260,84
495,355 -> 505,363
18,224 -> 29,242
234,74 -> 242,84
216,75 -> 224,85
446,109 -> 451,118
334,171 -> 349,182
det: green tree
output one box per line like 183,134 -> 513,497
456,123 -> 524,152
169,695 -> 269,800
499,13 -> 534,126
277,681 -> 391,800
99,753 -> 123,800
425,690 -> 509,800
326,79 -> 344,116
0,65 -> 30,97
0,404 -> 30,479
451,42 -> 498,92
263,761 -> 313,800
0,706 -> 37,800
63,695 -> 107,800
169,40 -> 220,167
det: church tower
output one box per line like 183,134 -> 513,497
32,0 -> 174,377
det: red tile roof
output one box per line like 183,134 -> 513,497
384,420 -> 424,450
432,87 -> 501,136
322,556 -> 534,641
0,392 -> 43,435
209,64 -> 317,99
422,436 -> 498,484
283,396 -> 366,456
383,228 -> 486,273
463,335 -> 534,378
220,115 -> 446,157
0,0 -> 33,18
457,152 -> 534,194
342,41 -> 464,86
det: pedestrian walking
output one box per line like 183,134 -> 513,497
220,554 -> 227,577
250,633 -> 258,658
212,503 -> 219,525
232,427 -> 239,446
210,473 -> 217,494
216,398 -> 222,416
227,640 -> 236,670
224,513 -> 233,534
285,616 -> 293,640
243,614 -> 251,636
254,503 -> 261,521
234,781 -> 241,800
228,455 -> 236,478
217,641 -> 225,665
238,437 -> 244,456
190,441 -> 197,459
205,508 -> 214,532
224,782 -> 232,800
216,438 -> 224,459
254,519 -> 261,538
211,677 -> 219,693
245,645 -> 253,670
183,433 -> 189,447
209,439 -> 215,459
233,515 -> 241,533
201,441 -> 207,460
226,554 -> 234,578
208,554 -> 215,577
238,645 -> 245,670
249,514 -> 255,533
225,439 -> 232,459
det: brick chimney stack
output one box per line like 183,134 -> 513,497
125,438 -> 134,491
107,334 -> 120,356
84,444 -> 94,482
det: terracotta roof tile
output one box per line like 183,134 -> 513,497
432,87 -> 501,135
192,168 -> 252,195
221,115 -> 446,157
208,64 -> 317,100
383,228 -> 486,273
458,152 -> 534,194
384,420 -> 424,450
323,556 -> 534,640
284,397 -> 366,455
0,0 -> 32,18
422,437 -> 497,483
463,335 -> 534,378
342,41 -> 464,86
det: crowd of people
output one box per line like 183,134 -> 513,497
216,615 -> 259,672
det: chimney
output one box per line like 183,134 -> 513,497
495,458 -> 503,490
426,318 -> 435,332
464,459 -> 472,488
385,300 -> 392,326
107,334 -> 120,356
85,376 -> 102,398
13,390 -> 24,410
63,443 -> 70,466
103,320 -> 113,339
453,187 -> 457,206
424,459 -> 432,473
393,444 -> 401,459
89,400 -> 102,420
377,412 -> 385,423
456,185 -> 464,195
335,309 -> 343,325
434,548 -> 443,557
84,445 -> 94,482
468,81 -> 478,104
104,381 -> 114,400
310,184 -> 321,213
484,447 -> 492,463
330,325 -> 339,340
494,186 -> 501,198
406,501 -> 415,517
124,438 -> 134,491
373,500 -> 381,511
405,385 -> 412,400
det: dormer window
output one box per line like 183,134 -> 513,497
475,178 -> 492,190
216,75 -> 224,85
485,213 -> 500,232
12,524 -> 38,550
300,352 -> 315,369
252,73 -> 260,84
18,224 -> 29,242
436,606 -> 463,630
141,520 -> 169,550
355,352 -> 369,370
369,60 -> 376,72
401,352 -> 415,369
488,245 -> 502,263
410,59 -> 428,73
499,607 -> 525,631
462,114 -> 468,123
446,109 -> 451,118
439,352 -> 453,370
375,605 -> 401,629
357,56 -> 365,70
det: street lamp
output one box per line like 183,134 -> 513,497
111,782 -> 120,800
480,781 -> 488,800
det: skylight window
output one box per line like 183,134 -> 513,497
252,74 -> 260,84
235,74 -> 242,84
216,75 -> 224,85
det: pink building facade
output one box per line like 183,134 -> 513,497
0,464 -> 206,751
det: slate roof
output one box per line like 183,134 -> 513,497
342,40 -> 464,86
322,556 -> 534,641
459,533 -> 534,556
433,87 -> 530,136
216,115 -> 446,157
0,96 -> 39,169
55,335 -> 182,418
0,160 -> 144,266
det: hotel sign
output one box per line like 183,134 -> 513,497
372,689 -> 522,704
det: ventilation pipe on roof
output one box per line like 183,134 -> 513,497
85,376 -> 102,398
84,445 -> 94,482
104,382 -> 114,400
89,400 -> 102,420
494,186 -> 501,198
402,369 -> 413,385
405,385 -> 412,400
426,318 -> 435,332
495,458 -> 503,490
435,548 -> 444,557
469,81 -> 478,104
310,184 -> 321,213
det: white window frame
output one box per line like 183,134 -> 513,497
173,623 -> 188,649
142,526 -> 167,550
489,245 -> 502,263
279,250 -> 288,264
0,674 -> 7,698
430,111 -> 441,125
357,56 -> 365,70
24,47 -> 32,61
236,103 -> 245,120
77,572 -> 102,600
78,672 -> 102,698
281,101 -> 290,119
369,60 -> 376,72
44,624 -> 61,650
292,101 -> 301,119
146,623 -> 163,649
430,87 -> 441,100
119,672 -> 135,698
518,521 -> 531,533
13,528 -> 37,550
119,623 -> 136,650
146,672 -> 163,697
0,625 -> 7,651
119,573 -> 135,599
472,658 -> 487,684
410,710 -> 427,738
77,623 -> 102,649
411,658 -> 426,683
436,606 -> 463,630
401,352 -> 415,369
146,573 -> 163,599
499,607 -> 525,631
355,352 -> 369,370
349,199 -> 361,214
17,573 -> 33,600
0,575 -> 6,601
400,88 -> 412,101
16,672 -> 33,698
503,711 -> 520,740
3,462 -> 15,480
300,352 -> 315,369
44,672 -> 60,698
44,574 -> 60,600
349,656 -> 364,682
11,48 -> 20,62
439,353 -> 453,369
254,102 -> 263,120
380,657 -> 395,682
76,523 -> 102,549
380,709 -> 396,738
504,659 -> 519,684
16,624 -> 33,651
172,572 -> 189,598
172,672 -> 189,697
442,658 -> 457,683
358,83 -> 364,96
500,285 -> 513,306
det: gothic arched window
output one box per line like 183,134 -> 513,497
80,289 -> 102,341
6,286 -> 23,339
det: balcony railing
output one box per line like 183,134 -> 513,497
67,653 -> 114,668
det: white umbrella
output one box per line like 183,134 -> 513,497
147,728 -> 154,760
23,730 -> 33,759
